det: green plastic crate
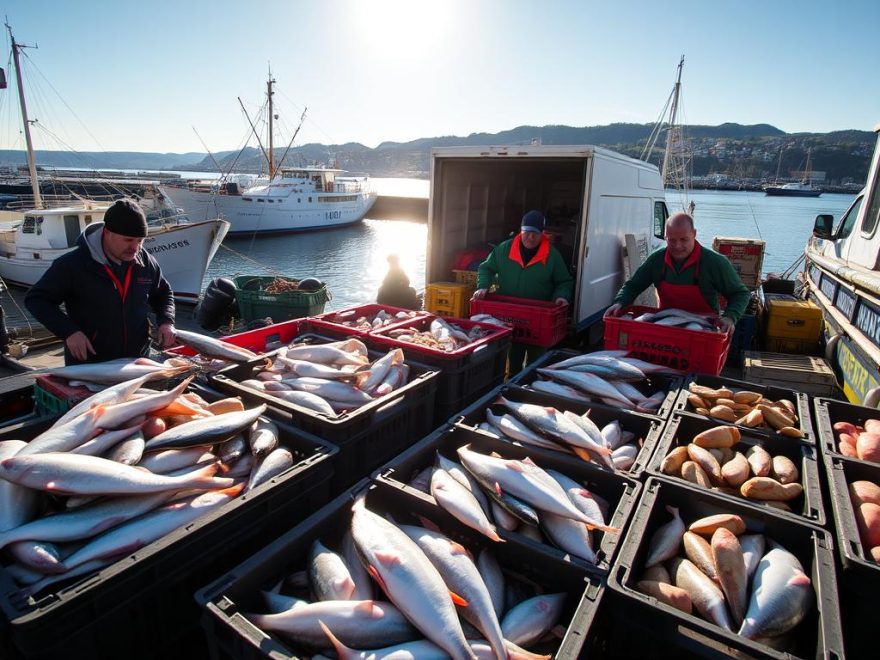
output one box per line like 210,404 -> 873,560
233,276 -> 330,323
33,384 -> 71,417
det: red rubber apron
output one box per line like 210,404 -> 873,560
656,242 -> 715,314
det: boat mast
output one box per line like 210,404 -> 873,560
803,148 -> 812,185
7,24 -> 42,208
660,55 -> 684,188
267,68 -> 275,180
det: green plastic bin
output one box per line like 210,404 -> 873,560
233,276 -> 330,323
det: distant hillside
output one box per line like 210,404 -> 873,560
0,122 -> 873,183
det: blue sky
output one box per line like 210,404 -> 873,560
1,0 -> 878,154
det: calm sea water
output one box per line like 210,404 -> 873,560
201,180 -> 855,312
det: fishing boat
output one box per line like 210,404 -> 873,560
803,122 -> 880,407
765,148 -> 822,197
161,75 -> 377,236
0,26 -> 229,305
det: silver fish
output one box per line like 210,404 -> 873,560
644,506 -> 685,567
431,468 -> 501,542
284,377 -> 373,405
359,349 -> 404,393
309,539 -> 357,601
540,511 -> 597,563
0,453 -> 232,496
71,424 -> 143,457
0,440 -> 41,533
0,491 -> 175,548
247,599 -> 418,649
457,446 -> 616,531
137,447 -> 216,474
400,525 -> 507,660
535,369 -> 632,407
527,379 -> 593,402
246,448 -> 294,492
94,377 -> 193,430
342,530 -> 374,601
282,340 -> 368,367
436,454 -> 492,518
350,497 -> 474,659
105,431 -> 146,465
270,389 -> 336,415
476,549 -> 506,621
143,405 -> 267,451
18,406 -> 106,457
60,484 -> 244,571
7,540 -> 65,574
486,410 -> 566,452
671,557 -> 733,631
54,375 -> 150,426
249,418 -> 279,458
47,358 -> 192,385
740,533 -> 766,584
739,545 -> 813,639
500,593 -> 566,646
173,328 -> 260,362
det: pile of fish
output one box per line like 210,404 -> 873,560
620,308 -> 720,332
832,417 -> 880,463
847,479 -> 880,561
660,425 -> 804,513
470,313 -> 510,328
406,444 -> 618,564
519,350 -> 674,415
636,508 -> 814,649
383,317 -> 496,352
321,308 -> 422,333
474,395 -> 643,472
0,366 -> 300,599
245,496 -> 566,659
686,382 -> 804,438
235,338 -> 412,416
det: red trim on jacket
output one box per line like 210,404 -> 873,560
509,234 -> 550,267
663,241 -> 703,274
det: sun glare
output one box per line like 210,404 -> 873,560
354,0 -> 451,56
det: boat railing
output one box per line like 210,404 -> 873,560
2,195 -> 115,211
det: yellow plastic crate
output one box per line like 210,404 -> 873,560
765,296 -> 822,342
425,281 -> 473,318
453,269 -> 478,288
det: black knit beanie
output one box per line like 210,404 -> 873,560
103,199 -> 148,238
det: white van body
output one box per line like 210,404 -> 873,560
426,144 -> 669,333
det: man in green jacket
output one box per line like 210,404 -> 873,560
605,212 -> 750,331
472,210 -> 573,374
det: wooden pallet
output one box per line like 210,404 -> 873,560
742,351 -> 839,397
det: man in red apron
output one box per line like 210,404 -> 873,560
604,213 -> 750,330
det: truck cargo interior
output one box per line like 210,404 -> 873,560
428,158 -> 587,281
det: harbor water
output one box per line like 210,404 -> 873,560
203,180 -> 856,312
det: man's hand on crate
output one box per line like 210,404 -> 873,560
719,316 -> 735,334
471,288 -> 488,300
604,303 -> 622,318
554,298 -> 569,306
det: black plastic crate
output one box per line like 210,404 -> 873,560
646,414 -> 825,526
814,396 -> 880,466
454,383 -> 666,479
823,453 -> 880,594
195,479 -> 601,660
509,348 -> 683,420
609,478 -> 842,660
209,334 -> 439,490
673,373 -> 814,442
0,407 -> 337,660
375,423 -> 641,574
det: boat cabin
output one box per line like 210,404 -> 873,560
0,204 -> 107,256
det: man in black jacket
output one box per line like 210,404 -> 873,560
25,199 -> 176,365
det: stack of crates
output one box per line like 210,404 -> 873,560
713,236 -> 765,289
763,293 -> 823,353
424,281 -> 473,317
33,374 -> 92,416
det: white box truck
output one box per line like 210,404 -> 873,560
426,144 -> 670,337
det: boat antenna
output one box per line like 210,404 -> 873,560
6,22 -> 42,209
238,96 -> 271,168
275,107 -> 308,172
660,55 -> 684,187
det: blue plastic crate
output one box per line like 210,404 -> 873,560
726,312 -> 757,366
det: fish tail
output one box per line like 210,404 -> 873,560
318,620 -> 357,659
587,521 -> 620,534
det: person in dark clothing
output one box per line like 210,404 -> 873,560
25,199 -> 176,365
376,254 -> 421,310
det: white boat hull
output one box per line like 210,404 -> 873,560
163,186 -> 377,235
0,219 -> 229,304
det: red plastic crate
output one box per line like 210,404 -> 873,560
603,305 -> 731,375
309,304 -> 429,339
166,319 -> 309,357
370,315 -> 512,361
469,294 -> 568,346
